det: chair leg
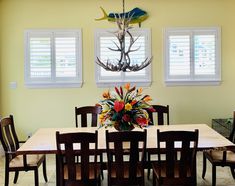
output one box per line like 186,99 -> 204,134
97,174 -> 101,186
153,167 -> 156,186
152,169 -> 156,186
147,152 -> 151,179
202,152 -> 207,179
34,169 -> 39,186
212,165 -> 216,186
5,169 -> 9,186
230,167 -> 235,179
100,153 -> 104,180
43,158 -> 48,182
13,171 -> 19,183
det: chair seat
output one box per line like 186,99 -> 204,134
152,161 -> 193,178
205,150 -> 235,163
110,162 -> 143,178
63,163 -> 101,180
9,154 -> 45,168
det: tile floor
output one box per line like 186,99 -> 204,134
0,152 -> 234,186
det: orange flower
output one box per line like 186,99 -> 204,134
137,88 -> 143,95
102,91 -> 110,99
143,95 -> 152,102
124,83 -> 130,90
130,100 -> 137,106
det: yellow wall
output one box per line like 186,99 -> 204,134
1,0 -> 235,138
0,1 -> 2,115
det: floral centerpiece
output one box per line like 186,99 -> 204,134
98,83 -> 155,131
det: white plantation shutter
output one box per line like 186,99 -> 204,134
55,37 -> 77,78
164,27 -> 221,86
29,37 -> 51,78
25,30 -> 82,88
194,35 -> 216,75
169,35 -> 190,76
95,28 -> 151,87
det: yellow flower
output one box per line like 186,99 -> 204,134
125,103 -> 132,111
102,104 -> 110,112
99,113 -> 105,120
99,113 -> 106,124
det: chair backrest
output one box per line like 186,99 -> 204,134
56,131 -> 98,185
75,106 -> 101,127
229,111 -> 235,143
148,105 -> 169,125
0,115 -> 19,159
156,129 -> 198,184
105,129 -> 146,185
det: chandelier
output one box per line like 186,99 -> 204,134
95,0 -> 152,72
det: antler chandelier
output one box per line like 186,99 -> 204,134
95,0 -> 152,72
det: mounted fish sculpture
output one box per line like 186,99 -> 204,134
95,7 -> 148,27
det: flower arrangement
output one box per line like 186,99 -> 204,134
98,83 -> 155,131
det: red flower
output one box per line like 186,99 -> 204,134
147,107 -> 156,112
114,101 -> 125,112
122,114 -> 131,122
136,117 -> 148,127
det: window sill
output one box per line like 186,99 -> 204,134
96,80 -> 152,88
164,79 -> 221,86
25,81 -> 83,88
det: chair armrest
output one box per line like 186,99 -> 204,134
19,140 -> 26,144
214,146 -> 235,163
6,151 -> 17,155
6,151 -> 29,170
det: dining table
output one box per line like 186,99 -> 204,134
16,124 -> 235,185
17,124 -> 234,155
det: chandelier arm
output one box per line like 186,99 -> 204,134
108,47 -> 121,52
127,57 -> 152,71
128,46 -> 141,53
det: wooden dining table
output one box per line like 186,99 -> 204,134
16,124 -> 235,185
17,124 -> 234,155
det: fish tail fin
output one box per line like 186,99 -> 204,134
95,7 -> 108,21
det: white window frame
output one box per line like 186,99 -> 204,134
94,28 -> 152,88
24,29 -> 83,88
164,27 -> 221,86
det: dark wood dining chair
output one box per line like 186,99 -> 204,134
74,105 -> 104,179
75,106 -> 102,127
152,129 -> 199,186
105,129 -> 147,186
148,105 -> 169,125
202,111 -> 235,186
56,130 -> 101,186
0,115 -> 48,186
147,104 -> 169,179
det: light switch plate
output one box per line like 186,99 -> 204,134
9,82 -> 17,89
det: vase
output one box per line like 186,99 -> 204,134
114,121 -> 134,131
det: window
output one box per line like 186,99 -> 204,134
25,29 -> 82,88
94,28 -> 152,87
164,27 -> 221,86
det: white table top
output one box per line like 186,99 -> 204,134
17,124 -> 235,155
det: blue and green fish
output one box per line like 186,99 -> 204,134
95,7 -> 148,27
